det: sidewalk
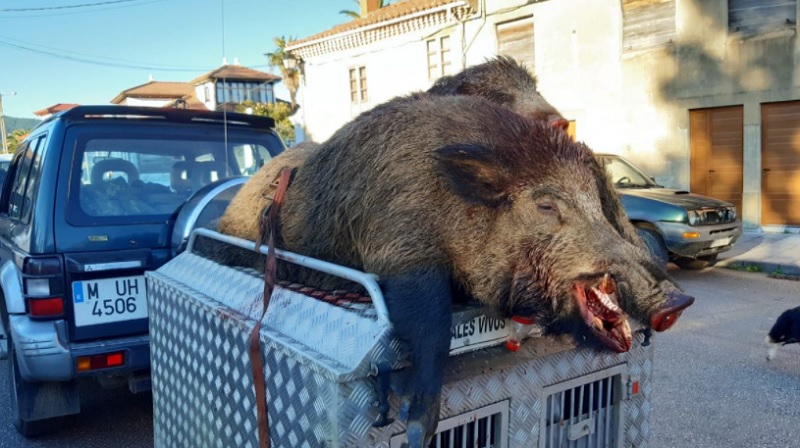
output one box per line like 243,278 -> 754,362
715,231 -> 800,276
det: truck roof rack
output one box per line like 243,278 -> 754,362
53,105 -> 276,129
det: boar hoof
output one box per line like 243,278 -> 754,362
406,420 -> 432,448
651,291 -> 695,332
399,394 -> 439,447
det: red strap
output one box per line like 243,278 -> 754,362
248,166 -> 295,448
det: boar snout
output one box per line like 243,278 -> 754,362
650,290 -> 695,332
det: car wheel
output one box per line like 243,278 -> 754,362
674,254 -> 718,271
635,227 -> 669,267
7,332 -> 70,437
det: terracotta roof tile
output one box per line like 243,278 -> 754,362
111,81 -> 193,104
33,103 -> 79,116
288,0 -> 464,48
189,65 -> 281,85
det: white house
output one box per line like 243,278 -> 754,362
288,0 -> 800,230
111,61 -> 282,112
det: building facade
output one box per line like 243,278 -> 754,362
111,62 -> 282,112
288,0 -> 800,231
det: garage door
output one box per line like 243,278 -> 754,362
689,106 -> 744,215
761,101 -> 800,226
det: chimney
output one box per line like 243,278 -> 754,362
148,74 -> 154,82
234,57 -> 240,66
359,0 -> 380,16
222,57 -> 228,65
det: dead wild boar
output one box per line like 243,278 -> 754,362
428,55 -> 569,131
217,141 -> 318,242
217,57 -> 567,244
276,94 -> 693,446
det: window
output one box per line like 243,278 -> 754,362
350,66 -> 368,104
214,81 -> 274,105
496,17 -> 534,71
427,35 -> 453,80
204,86 -> 210,103
67,134 -> 277,225
20,135 -> 46,222
729,0 -> 796,34
621,0 -> 675,53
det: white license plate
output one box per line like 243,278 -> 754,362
450,314 -> 509,355
72,276 -> 148,327
710,237 -> 733,248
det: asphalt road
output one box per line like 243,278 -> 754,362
0,267 -> 798,447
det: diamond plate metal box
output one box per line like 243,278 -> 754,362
148,248 -> 655,448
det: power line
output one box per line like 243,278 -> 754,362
0,0 -> 154,13
0,36 -> 273,73
0,38 -> 215,71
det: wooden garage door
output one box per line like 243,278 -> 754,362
689,106 -> 744,215
761,101 -> 800,225
496,17 -> 534,71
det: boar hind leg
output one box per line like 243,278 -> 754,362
381,266 -> 452,448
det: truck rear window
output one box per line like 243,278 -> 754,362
68,134 -> 275,225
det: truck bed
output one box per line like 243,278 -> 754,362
146,229 -> 654,448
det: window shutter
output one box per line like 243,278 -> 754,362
729,0 -> 797,34
622,0 -> 675,52
496,17 -> 535,71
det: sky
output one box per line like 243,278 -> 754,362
0,0 -> 351,118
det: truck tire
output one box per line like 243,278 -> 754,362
635,227 -> 669,267
674,254 -> 718,271
7,332 -> 72,437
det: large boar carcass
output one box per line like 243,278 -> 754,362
262,94 -> 694,446
218,56 -> 568,244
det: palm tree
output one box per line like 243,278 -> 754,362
6,128 -> 30,154
265,36 -> 301,110
340,0 -> 393,19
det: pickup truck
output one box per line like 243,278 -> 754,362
0,105 -> 285,436
596,153 -> 743,270
146,228 -> 656,448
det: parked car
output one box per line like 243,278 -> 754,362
0,105 -> 285,436
595,153 -> 743,270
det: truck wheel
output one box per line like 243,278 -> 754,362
7,332 -> 71,437
635,228 -> 669,267
674,254 -> 718,270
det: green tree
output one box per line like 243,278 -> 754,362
340,0 -> 393,19
236,101 -> 296,144
5,128 -> 30,154
265,36 -> 300,110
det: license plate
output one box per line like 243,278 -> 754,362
710,237 -> 733,248
72,276 -> 148,327
450,312 -> 509,356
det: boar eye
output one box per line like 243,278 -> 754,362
537,201 -> 559,216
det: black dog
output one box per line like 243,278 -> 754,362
766,306 -> 800,361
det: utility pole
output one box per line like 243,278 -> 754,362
0,92 -> 18,154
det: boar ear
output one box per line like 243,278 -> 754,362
434,144 -> 511,208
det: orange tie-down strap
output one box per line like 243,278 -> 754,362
248,166 -> 295,448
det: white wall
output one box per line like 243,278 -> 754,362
298,24 -> 466,141
124,98 -> 175,107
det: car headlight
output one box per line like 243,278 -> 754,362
728,206 -> 737,221
687,210 -> 701,225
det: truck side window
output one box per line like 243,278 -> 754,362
20,135 -> 46,222
7,141 -> 31,219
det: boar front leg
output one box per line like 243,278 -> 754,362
381,266 -> 452,448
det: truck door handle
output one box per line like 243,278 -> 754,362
708,170 -> 716,173
763,168 -> 771,172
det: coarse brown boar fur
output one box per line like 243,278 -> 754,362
217,140 -> 319,242
428,55 -> 567,129
217,56 -> 569,244
274,94 -> 693,445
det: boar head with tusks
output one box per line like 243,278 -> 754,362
274,94 -> 694,447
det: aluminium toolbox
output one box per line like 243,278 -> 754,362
146,228 -> 655,448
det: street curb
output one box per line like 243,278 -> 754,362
715,258 -> 800,276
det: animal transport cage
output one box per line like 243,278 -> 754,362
147,229 -> 655,448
